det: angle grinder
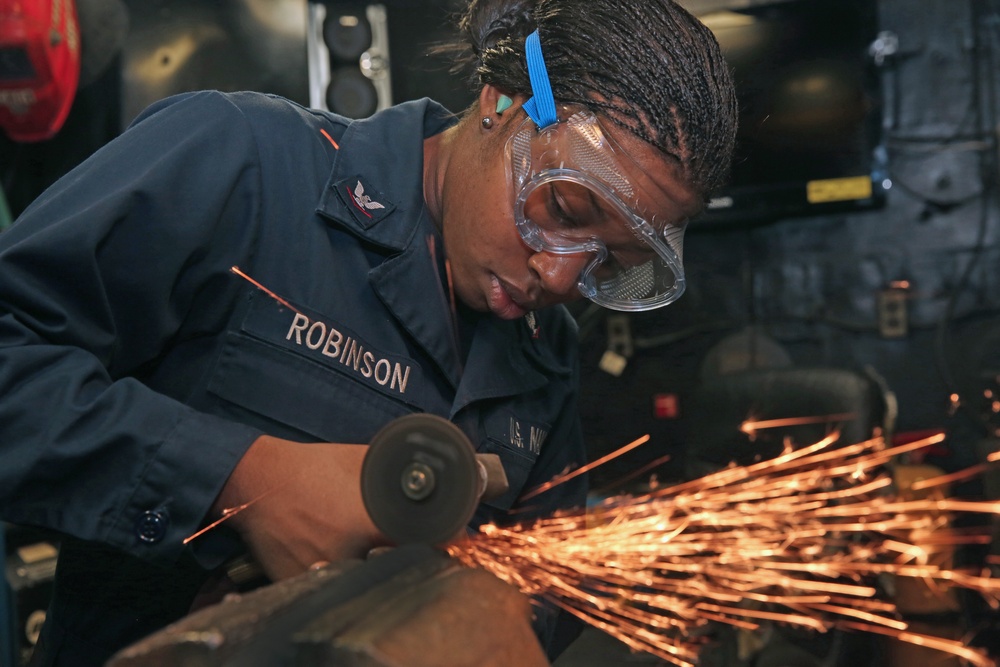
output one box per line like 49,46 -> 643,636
360,414 -> 508,546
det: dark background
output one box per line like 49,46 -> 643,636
2,0 -> 998,523
3,0 -> 999,498
2,1 -> 1000,663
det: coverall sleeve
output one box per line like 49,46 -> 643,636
0,91 -> 267,566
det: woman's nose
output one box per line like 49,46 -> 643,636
528,251 -> 591,299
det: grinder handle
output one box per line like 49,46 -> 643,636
475,453 -> 509,502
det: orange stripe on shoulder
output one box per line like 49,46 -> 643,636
320,128 -> 340,149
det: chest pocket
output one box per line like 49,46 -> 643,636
476,407 -> 549,510
207,293 -> 436,443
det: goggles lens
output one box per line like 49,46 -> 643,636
506,110 -> 688,312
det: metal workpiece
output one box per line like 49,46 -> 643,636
106,415 -> 530,667
106,545 -> 548,667
361,414 -> 508,547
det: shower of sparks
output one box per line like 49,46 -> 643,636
219,266 -> 998,663
447,432 -> 1000,667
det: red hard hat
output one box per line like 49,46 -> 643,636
0,0 -> 81,142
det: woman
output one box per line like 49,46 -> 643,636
0,0 -> 736,664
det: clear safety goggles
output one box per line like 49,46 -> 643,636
505,109 -> 688,312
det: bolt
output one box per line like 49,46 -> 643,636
401,462 -> 435,501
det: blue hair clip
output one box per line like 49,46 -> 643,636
522,30 -> 558,129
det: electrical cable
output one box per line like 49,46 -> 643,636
572,301 -> 606,343
632,320 -> 736,351
0,185 -> 12,231
881,3 -> 994,209
932,0 -> 999,435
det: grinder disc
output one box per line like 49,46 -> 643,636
361,413 -> 480,546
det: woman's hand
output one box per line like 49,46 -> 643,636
212,435 -> 386,581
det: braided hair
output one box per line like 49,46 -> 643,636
441,0 -> 738,197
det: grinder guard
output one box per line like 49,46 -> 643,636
361,414 -> 482,547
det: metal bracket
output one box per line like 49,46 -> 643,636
599,314 -> 633,377
877,286 -> 909,338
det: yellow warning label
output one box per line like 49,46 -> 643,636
806,176 -> 873,204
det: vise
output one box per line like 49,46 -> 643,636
105,415 -> 543,667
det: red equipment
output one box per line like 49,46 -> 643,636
0,0 -> 80,142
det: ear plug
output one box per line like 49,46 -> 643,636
496,95 -> 514,114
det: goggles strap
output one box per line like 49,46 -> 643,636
522,30 -> 558,129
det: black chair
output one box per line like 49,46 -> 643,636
686,365 -> 896,480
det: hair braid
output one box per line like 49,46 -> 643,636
442,0 -> 738,196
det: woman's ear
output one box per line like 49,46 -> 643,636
478,84 -> 524,126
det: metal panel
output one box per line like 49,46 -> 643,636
121,0 -> 310,128
0,527 -> 14,667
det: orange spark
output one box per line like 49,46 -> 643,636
595,453 -> 673,493
183,484 -> 286,544
740,412 -> 857,436
230,266 -> 302,314
519,434 -> 651,501
909,461 -> 994,491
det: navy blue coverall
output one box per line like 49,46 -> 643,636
0,91 -> 588,665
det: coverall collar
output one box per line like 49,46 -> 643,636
315,100 -> 562,401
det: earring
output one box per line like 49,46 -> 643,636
481,116 -> 494,129
496,95 -> 513,114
